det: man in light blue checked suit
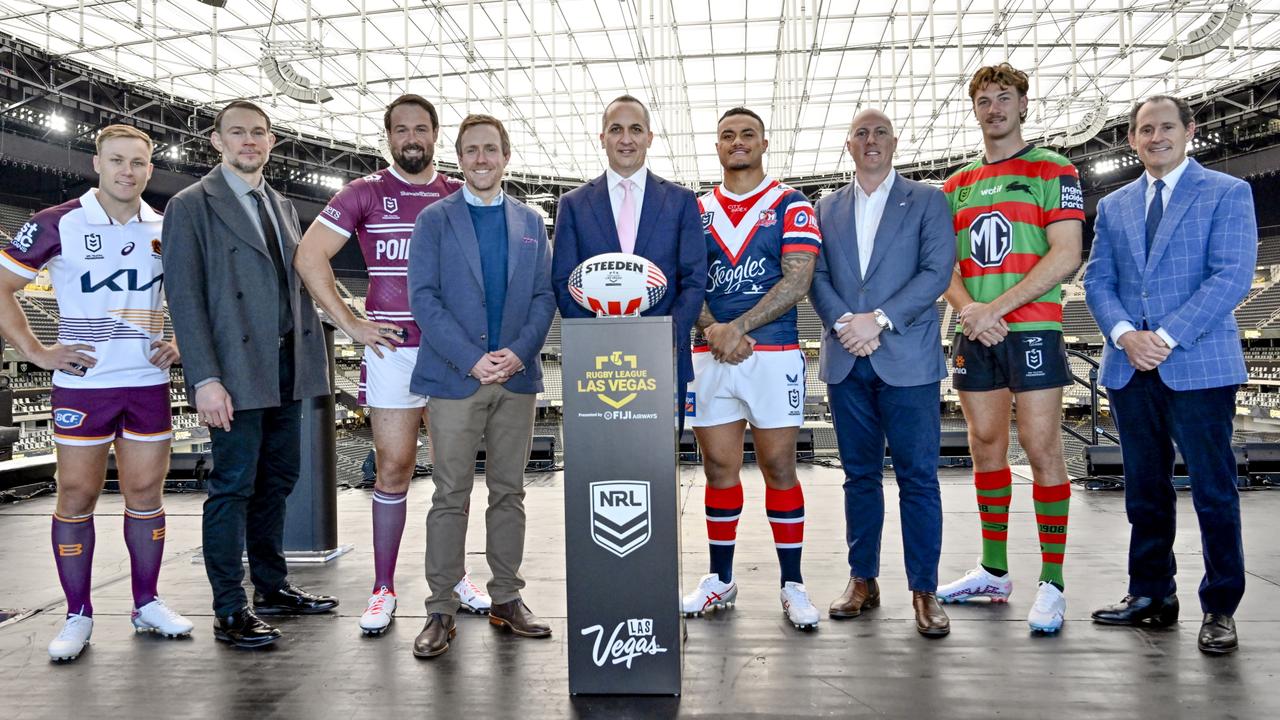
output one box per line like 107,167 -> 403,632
1083,95 -> 1257,655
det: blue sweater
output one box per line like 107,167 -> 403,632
467,204 -> 508,352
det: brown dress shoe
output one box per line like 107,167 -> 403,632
829,577 -> 880,619
412,613 -> 456,658
913,591 -> 950,638
489,599 -> 552,638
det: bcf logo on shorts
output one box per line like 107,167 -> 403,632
54,408 -> 87,429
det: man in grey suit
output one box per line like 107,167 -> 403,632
163,100 -> 337,648
406,114 -> 556,658
809,109 -> 956,637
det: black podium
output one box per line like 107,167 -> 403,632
283,322 -> 351,561
561,316 -> 682,695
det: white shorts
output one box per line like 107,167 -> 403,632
685,348 -> 805,428
361,345 -> 428,409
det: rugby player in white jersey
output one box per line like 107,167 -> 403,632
295,95 -> 489,635
0,124 -> 192,661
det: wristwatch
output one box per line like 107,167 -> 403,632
873,309 -> 891,331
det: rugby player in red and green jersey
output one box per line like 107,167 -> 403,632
937,63 -> 1084,634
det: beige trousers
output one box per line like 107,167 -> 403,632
424,383 -> 536,616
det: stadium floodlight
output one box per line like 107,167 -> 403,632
259,55 -> 333,104
1046,97 -> 1108,149
1160,0 -> 1245,61
46,114 -> 68,133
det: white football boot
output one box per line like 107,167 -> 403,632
48,613 -> 93,662
937,564 -> 1013,603
359,586 -> 397,636
1027,581 -> 1067,633
455,571 -> 491,614
681,573 -> 738,617
780,582 -> 821,630
131,598 -> 194,637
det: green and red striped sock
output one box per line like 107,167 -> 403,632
1033,482 -> 1071,591
975,467 -> 1012,575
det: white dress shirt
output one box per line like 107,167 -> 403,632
1107,156 -> 1190,350
606,166 -> 647,241
853,169 -> 896,278
462,184 -> 505,207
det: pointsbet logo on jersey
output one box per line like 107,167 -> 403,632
574,352 -> 658,420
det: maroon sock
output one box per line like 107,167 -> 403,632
372,489 -> 408,593
124,507 -> 165,608
52,513 -> 95,617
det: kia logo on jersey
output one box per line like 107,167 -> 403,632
383,197 -> 399,214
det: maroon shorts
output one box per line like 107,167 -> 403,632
51,383 -> 172,446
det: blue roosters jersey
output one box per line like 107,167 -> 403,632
696,178 -> 821,348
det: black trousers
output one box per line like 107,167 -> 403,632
1109,370 -> 1245,616
203,344 -> 301,616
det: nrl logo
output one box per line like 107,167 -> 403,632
84,233 -> 102,253
590,481 -> 650,558
700,211 -> 714,230
383,197 -> 399,214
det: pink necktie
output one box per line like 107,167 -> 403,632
618,179 -> 637,254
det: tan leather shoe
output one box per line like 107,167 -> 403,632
829,577 -> 880,619
913,591 -> 950,638
412,613 -> 456,658
489,599 -> 552,638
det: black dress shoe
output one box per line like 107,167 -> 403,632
214,608 -> 281,648
253,584 -> 340,615
1198,613 -> 1238,655
1091,594 -> 1179,627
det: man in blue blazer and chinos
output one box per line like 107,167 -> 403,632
550,95 -> 706,429
1084,95 -> 1257,655
809,109 -> 956,637
406,114 -> 557,658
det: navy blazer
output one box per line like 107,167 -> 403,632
810,175 -> 956,387
550,171 -> 706,383
1084,158 -> 1256,391
407,191 -> 556,400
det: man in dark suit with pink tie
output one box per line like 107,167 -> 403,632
551,95 -> 706,428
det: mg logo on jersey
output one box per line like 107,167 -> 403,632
54,408 -> 86,429
1026,349 -> 1044,370
84,233 -> 102,253
590,481 -> 650,558
80,269 -> 163,293
383,197 -> 399,214
968,211 -> 1013,268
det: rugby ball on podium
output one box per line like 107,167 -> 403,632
567,252 -> 667,317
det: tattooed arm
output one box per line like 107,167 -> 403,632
704,251 -> 815,363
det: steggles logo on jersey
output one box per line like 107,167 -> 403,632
580,617 -> 668,670
708,255 -> 768,294
968,211 -> 1013,268
590,481 -> 650,558
10,221 -> 38,252
84,233 -> 102,254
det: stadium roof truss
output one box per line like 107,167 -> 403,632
1,0 -> 1279,186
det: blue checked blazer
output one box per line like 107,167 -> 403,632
1083,158 -> 1256,391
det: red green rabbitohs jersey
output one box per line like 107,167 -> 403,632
943,145 -> 1085,332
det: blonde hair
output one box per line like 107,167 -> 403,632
95,124 -> 154,154
968,63 -> 1030,122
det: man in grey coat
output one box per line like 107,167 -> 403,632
163,100 -> 337,648
809,109 -> 956,637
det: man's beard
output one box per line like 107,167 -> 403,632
393,142 -> 433,175
230,155 -> 267,175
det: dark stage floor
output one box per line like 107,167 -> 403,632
1,464 -> 1278,719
